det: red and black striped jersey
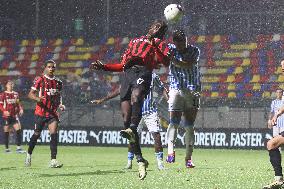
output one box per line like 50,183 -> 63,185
104,36 -> 170,72
31,74 -> 63,117
0,91 -> 22,118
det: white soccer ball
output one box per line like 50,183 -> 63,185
164,4 -> 184,23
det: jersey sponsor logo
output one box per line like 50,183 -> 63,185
45,88 -> 59,96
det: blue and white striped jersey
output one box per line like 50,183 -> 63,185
142,73 -> 164,115
168,43 -> 201,91
271,99 -> 284,127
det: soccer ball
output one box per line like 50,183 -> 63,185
164,4 -> 184,23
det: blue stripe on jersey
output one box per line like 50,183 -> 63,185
271,99 -> 284,127
168,43 -> 201,91
142,73 -> 164,115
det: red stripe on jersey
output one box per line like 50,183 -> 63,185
33,75 -> 62,117
0,91 -> 20,118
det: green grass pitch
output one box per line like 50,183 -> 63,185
0,146 -> 275,188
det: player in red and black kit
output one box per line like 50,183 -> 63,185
91,20 -> 170,179
0,80 -> 25,153
25,60 -> 65,168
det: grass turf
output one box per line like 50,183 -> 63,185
0,146 -> 274,189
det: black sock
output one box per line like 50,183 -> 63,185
4,132 -> 9,149
129,124 -> 144,162
16,129 -> 22,146
269,148 -> 283,176
50,133 -> 58,159
28,134 -> 40,155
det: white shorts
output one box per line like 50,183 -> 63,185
137,112 -> 162,133
168,89 -> 200,112
273,126 -> 284,137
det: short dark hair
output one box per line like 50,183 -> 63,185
173,29 -> 186,42
149,20 -> 168,39
44,59 -> 56,67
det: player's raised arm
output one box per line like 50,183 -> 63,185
91,87 -> 120,104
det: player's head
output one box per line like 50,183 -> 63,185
5,80 -> 14,91
173,29 -> 187,50
281,58 -> 284,73
44,59 -> 56,76
276,88 -> 283,99
147,20 -> 168,39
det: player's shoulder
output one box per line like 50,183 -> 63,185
54,76 -> 63,84
12,91 -> 19,95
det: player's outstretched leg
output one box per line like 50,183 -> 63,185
25,132 -> 40,167
185,127 -> 195,168
263,135 -> 284,188
166,121 -> 179,163
152,132 -> 164,170
125,145 -> 134,169
49,133 -> 63,168
4,131 -> 10,153
15,129 -> 26,153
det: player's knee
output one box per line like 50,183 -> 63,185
267,139 -> 277,150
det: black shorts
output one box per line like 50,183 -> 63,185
3,117 -> 18,126
34,115 -> 59,132
120,65 -> 152,101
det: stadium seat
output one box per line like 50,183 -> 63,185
241,59 -> 251,66
277,75 -> 284,82
250,75 -> 260,83
228,91 -> 236,98
262,91 -> 271,98
227,84 -> 236,90
252,83 -> 261,90
226,75 -> 235,82
234,67 -> 243,74
211,92 -> 219,98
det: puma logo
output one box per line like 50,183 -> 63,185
89,131 -> 101,143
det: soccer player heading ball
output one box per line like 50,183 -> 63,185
25,60 -> 65,168
91,20 -> 171,179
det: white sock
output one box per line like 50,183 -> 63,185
166,124 -> 178,155
17,146 -> 21,150
275,176 -> 283,181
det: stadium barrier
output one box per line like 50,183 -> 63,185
0,127 -> 272,149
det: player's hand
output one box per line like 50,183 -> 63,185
19,109 -> 24,116
267,120 -> 273,129
91,99 -> 105,105
271,115 -> 278,126
90,60 -> 104,70
36,96 -> 45,103
59,104 -> 66,111
3,111 -> 10,117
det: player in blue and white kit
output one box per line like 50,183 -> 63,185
92,73 -> 168,170
268,89 -> 284,137
166,29 -> 201,168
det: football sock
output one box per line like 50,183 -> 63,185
155,152 -> 164,160
128,152 -> 134,161
185,127 -> 194,160
152,132 -> 163,153
28,133 -> 40,154
4,132 -> 9,149
166,124 -> 177,155
129,124 -> 144,162
50,133 -> 58,159
269,148 -> 283,177
16,129 -> 22,146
